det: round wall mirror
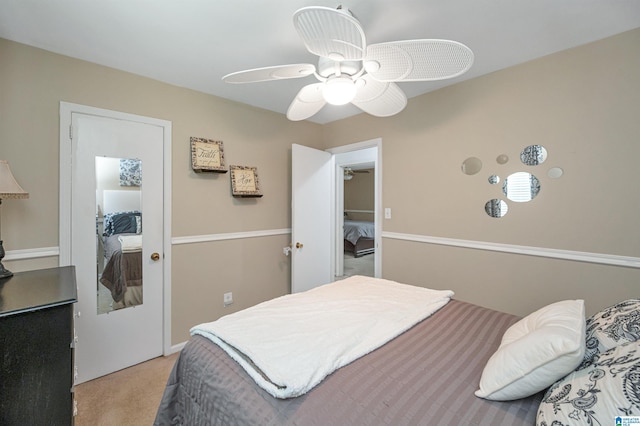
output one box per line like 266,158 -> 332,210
547,167 -> 564,178
485,199 -> 508,218
461,157 -> 482,175
496,154 -> 509,165
520,145 -> 547,166
503,172 -> 540,202
488,175 -> 500,184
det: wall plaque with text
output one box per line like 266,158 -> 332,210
191,137 -> 227,173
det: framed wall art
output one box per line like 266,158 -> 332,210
230,165 -> 263,198
191,137 -> 227,173
119,158 -> 142,186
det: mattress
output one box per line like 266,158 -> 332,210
154,299 -> 543,425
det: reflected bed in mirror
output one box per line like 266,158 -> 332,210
96,156 -> 144,315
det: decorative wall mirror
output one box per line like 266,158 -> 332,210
496,154 -> 509,165
485,199 -> 508,218
503,172 -> 540,202
548,167 -> 564,178
96,156 -> 143,315
520,145 -> 547,166
461,157 -> 482,175
462,144 -> 559,218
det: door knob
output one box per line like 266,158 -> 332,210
151,252 -> 161,261
295,242 -> 303,249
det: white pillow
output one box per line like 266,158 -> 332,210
475,299 -> 585,401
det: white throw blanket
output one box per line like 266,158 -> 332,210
191,275 -> 454,399
118,235 -> 142,252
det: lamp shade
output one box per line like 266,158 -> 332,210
0,160 -> 29,199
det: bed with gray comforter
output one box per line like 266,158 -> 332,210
154,298 -> 542,425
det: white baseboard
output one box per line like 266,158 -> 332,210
168,341 -> 187,355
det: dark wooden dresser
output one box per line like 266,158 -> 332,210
0,266 -> 77,426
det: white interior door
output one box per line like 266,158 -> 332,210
71,113 -> 164,383
291,144 -> 333,293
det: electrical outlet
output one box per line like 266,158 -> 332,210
223,292 -> 233,307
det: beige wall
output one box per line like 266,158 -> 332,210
1,28 -> 639,346
0,38 -> 323,344
344,168 -> 374,221
324,28 -> 640,316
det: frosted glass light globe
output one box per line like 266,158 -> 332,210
323,76 -> 356,105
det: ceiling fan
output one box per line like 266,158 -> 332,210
222,5 -> 474,121
344,167 -> 369,180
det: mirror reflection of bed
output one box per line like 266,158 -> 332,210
343,167 -> 374,278
343,218 -> 374,277
96,159 -> 144,314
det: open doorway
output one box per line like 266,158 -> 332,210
342,164 -> 375,277
291,140 -> 381,291
330,139 -> 381,280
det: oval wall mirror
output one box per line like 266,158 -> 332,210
485,199 -> 508,218
548,167 -> 564,178
496,154 -> 509,165
461,157 -> 483,175
520,145 -> 547,166
503,172 -> 540,202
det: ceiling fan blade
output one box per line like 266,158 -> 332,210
286,83 -> 326,121
365,40 -> 474,82
293,6 -> 366,61
222,64 -> 316,83
351,75 -> 407,117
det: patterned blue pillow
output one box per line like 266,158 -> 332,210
103,211 -> 141,236
537,340 -> 640,425
582,299 -> 640,367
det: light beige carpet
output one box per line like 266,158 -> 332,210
74,352 -> 179,426
343,252 -> 374,277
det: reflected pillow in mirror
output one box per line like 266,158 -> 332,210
103,211 -> 141,236
111,214 -> 137,234
475,299 -> 585,401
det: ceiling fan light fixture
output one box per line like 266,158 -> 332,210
225,6 -> 476,121
344,167 -> 354,180
323,76 -> 356,105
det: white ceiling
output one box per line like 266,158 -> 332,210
1,1 -> 639,124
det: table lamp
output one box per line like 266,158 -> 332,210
0,160 -> 29,279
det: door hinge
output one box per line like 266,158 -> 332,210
69,125 -> 73,140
